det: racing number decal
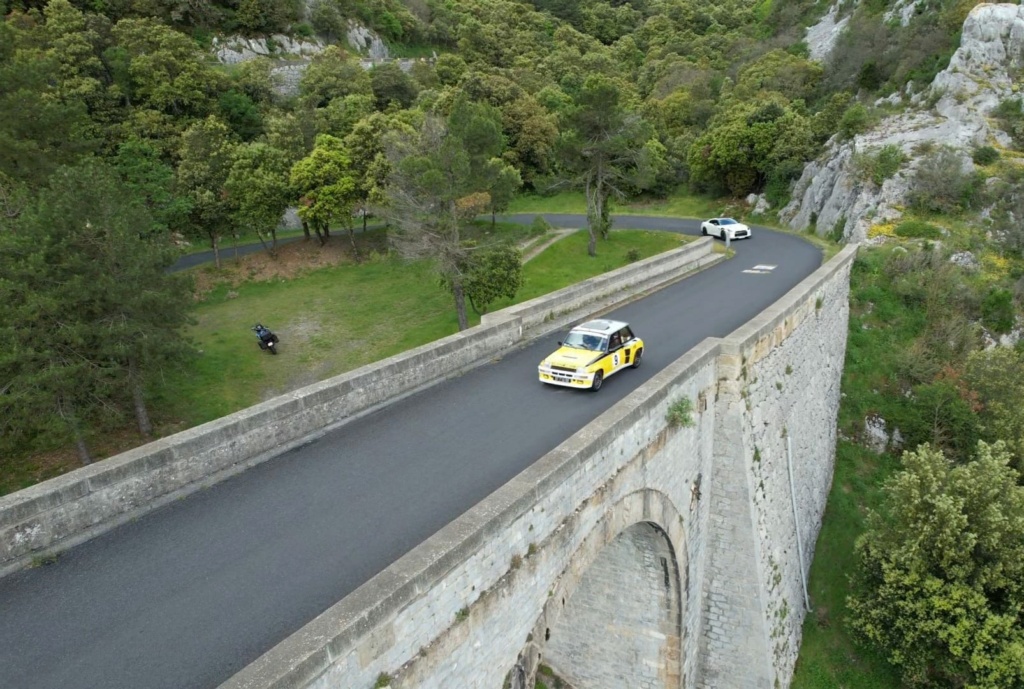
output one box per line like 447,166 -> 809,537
612,352 -> 620,367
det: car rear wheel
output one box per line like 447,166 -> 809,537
591,370 -> 604,391
631,348 -> 643,369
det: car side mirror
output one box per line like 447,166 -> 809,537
557,341 -> 563,346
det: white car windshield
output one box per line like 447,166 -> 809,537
563,331 -> 607,351
720,218 -> 737,225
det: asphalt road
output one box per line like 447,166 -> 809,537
0,216 -> 823,689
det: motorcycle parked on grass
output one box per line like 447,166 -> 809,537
252,324 -> 279,355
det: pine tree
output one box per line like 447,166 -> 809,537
0,160 -> 195,463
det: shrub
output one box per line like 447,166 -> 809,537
849,442 -> 1024,689
893,380 -> 980,460
894,220 -> 942,239
838,103 -> 870,139
854,144 -> 906,186
530,215 -> 552,236
981,288 -> 1015,334
971,145 -> 999,165
993,97 -> 1024,149
666,398 -> 695,428
908,145 -> 977,214
626,248 -> 642,262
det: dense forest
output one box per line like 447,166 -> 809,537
3,0 -> 1024,685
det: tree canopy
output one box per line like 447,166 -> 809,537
849,442 -> 1024,689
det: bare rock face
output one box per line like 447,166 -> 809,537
782,4 -> 1024,242
211,21 -> 392,98
884,0 -> 925,28
931,2 -> 1024,146
805,3 -> 850,62
212,34 -> 326,65
346,20 -> 390,60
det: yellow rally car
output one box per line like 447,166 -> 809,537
538,319 -> 644,391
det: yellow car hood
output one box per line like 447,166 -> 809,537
544,346 -> 599,369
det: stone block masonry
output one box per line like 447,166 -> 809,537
222,244 -> 857,689
0,239 -> 718,577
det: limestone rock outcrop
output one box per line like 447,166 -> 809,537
805,3 -> 850,63
212,34 -> 326,65
211,21 -> 393,98
782,3 -> 1024,242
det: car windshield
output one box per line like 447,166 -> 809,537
720,218 -> 737,225
563,331 -> 606,351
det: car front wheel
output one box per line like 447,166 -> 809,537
591,370 -> 604,391
631,348 -> 643,369
701,226 -> 708,236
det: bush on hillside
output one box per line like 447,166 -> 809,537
971,145 -> 999,165
981,288 -> 1015,334
838,102 -> 870,140
853,144 -> 906,186
908,145 -> 979,214
893,380 -> 980,460
994,98 -> 1024,149
894,220 -> 942,239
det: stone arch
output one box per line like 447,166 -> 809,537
512,489 -> 687,689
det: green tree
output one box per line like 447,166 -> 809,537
298,46 -> 372,109
849,442 -> 1024,688
0,23 -> 94,186
459,243 -> 523,315
0,161 -> 194,462
290,134 -> 358,248
176,116 -> 237,268
113,138 -> 191,239
966,347 -> 1024,473
217,89 -> 263,141
557,75 -> 657,256
688,96 -> 814,197
315,93 -> 376,137
369,61 -> 419,111
382,107 -> 500,330
110,17 -> 221,118
343,111 -> 416,230
226,142 -> 293,255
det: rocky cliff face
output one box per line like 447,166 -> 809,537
782,3 -> 1024,242
211,21 -> 394,97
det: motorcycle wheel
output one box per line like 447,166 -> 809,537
269,344 -> 277,355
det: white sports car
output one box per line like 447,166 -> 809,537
701,217 -> 752,240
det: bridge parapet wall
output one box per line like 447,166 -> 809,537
222,245 -> 857,689
0,239 -> 717,577
223,337 -> 723,689
700,244 -> 856,688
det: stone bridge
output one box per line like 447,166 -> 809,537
223,245 -> 856,689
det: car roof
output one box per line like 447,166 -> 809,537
573,319 -> 629,334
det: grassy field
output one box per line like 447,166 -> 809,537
152,227 -> 686,432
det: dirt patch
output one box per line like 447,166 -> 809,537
192,231 -> 388,300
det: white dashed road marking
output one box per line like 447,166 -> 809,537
743,264 -> 778,275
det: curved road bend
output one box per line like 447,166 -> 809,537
0,216 -> 823,689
